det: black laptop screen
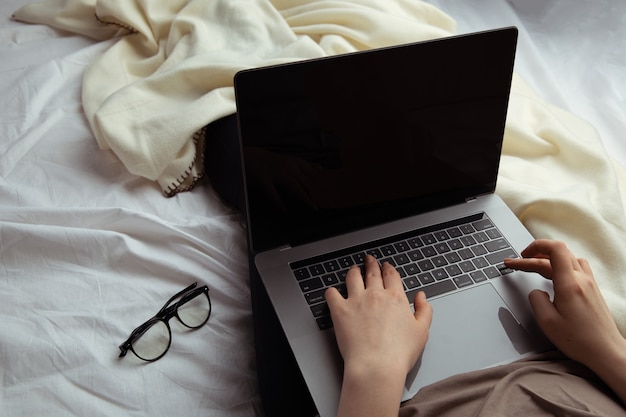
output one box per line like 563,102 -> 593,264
236,28 -> 517,253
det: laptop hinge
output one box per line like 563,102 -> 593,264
278,245 -> 292,251
465,196 -> 478,203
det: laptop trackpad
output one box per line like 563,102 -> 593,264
404,283 -> 535,396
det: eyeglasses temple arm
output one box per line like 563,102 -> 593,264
157,282 -> 198,314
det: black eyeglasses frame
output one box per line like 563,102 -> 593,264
118,282 -> 211,362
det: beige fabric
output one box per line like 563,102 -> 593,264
500,75 -> 626,334
13,0 -> 455,196
400,351 -> 626,416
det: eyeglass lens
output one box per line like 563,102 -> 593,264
177,290 -> 211,328
132,320 -> 171,361
125,286 -> 211,361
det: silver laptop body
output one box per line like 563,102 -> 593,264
234,27 -> 553,417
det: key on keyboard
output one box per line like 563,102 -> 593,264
290,213 -> 518,330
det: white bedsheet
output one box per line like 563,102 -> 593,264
1,1 -> 624,416
1,1 -> 260,415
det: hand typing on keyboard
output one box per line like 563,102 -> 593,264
294,215 -> 519,330
327,240 -> 626,417
504,239 -> 626,406
325,255 -> 433,417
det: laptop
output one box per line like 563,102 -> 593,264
234,27 -> 553,417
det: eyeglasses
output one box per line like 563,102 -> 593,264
119,282 -> 211,362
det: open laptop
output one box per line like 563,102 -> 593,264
234,27 -> 553,417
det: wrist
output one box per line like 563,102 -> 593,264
338,359 -> 407,416
586,336 -> 626,374
343,353 -> 411,387
343,358 -> 407,384
584,337 -> 626,404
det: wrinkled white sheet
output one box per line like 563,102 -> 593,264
1,0 -> 625,416
1,1 -> 259,415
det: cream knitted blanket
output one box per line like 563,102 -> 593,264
14,0 -> 626,334
14,0 -> 455,195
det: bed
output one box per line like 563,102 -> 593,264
1,1 -> 624,416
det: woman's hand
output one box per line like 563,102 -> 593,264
326,255 -> 432,417
505,239 -> 626,405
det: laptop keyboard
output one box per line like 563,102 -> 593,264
290,213 -> 519,330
